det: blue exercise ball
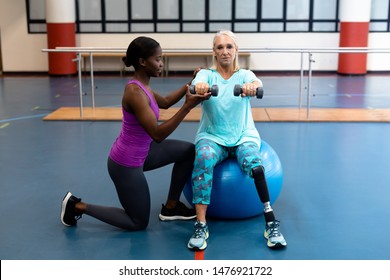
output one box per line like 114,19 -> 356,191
183,140 -> 283,219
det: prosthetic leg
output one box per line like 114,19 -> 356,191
252,165 -> 275,223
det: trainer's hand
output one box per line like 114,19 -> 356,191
184,85 -> 211,109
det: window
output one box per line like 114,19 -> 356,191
26,0 -> 390,33
312,0 -> 338,32
370,0 -> 390,31
106,0 -> 128,21
26,0 -> 46,32
77,0 -> 102,32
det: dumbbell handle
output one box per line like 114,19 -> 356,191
234,84 -> 263,99
189,84 -> 218,96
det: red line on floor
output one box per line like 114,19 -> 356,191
195,251 -> 205,260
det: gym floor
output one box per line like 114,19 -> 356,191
1,72 -> 390,260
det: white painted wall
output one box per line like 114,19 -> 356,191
1,0 -> 390,73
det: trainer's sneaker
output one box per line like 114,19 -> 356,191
264,220 -> 287,249
187,220 -> 209,251
61,192 -> 82,227
159,201 -> 196,221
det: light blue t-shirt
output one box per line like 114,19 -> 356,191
192,68 -> 261,148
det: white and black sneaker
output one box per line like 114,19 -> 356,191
159,201 -> 196,221
60,192 -> 82,227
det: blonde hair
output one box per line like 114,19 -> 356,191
211,30 -> 240,71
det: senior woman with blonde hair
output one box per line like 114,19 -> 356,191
187,30 -> 287,251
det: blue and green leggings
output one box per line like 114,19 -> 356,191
191,139 -> 263,205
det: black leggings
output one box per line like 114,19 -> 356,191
84,139 -> 195,230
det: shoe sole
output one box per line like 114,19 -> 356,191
60,192 -> 73,227
188,240 -> 207,251
266,240 -> 287,249
264,231 -> 287,249
159,214 -> 196,221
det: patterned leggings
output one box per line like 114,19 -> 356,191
192,139 -> 262,205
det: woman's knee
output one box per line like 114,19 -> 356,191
236,142 -> 262,176
195,139 -> 219,160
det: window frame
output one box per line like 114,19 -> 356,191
26,0 -> 390,34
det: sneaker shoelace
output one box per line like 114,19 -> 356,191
268,220 -> 281,237
193,224 -> 206,238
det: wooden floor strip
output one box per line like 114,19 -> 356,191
43,107 -> 390,122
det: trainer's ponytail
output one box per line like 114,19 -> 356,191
124,37 -> 160,70
122,56 -> 132,68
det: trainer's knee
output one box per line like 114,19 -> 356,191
130,218 -> 149,231
176,141 -> 195,162
123,211 -> 149,231
184,142 -> 196,158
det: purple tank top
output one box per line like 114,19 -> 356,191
109,80 -> 160,167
